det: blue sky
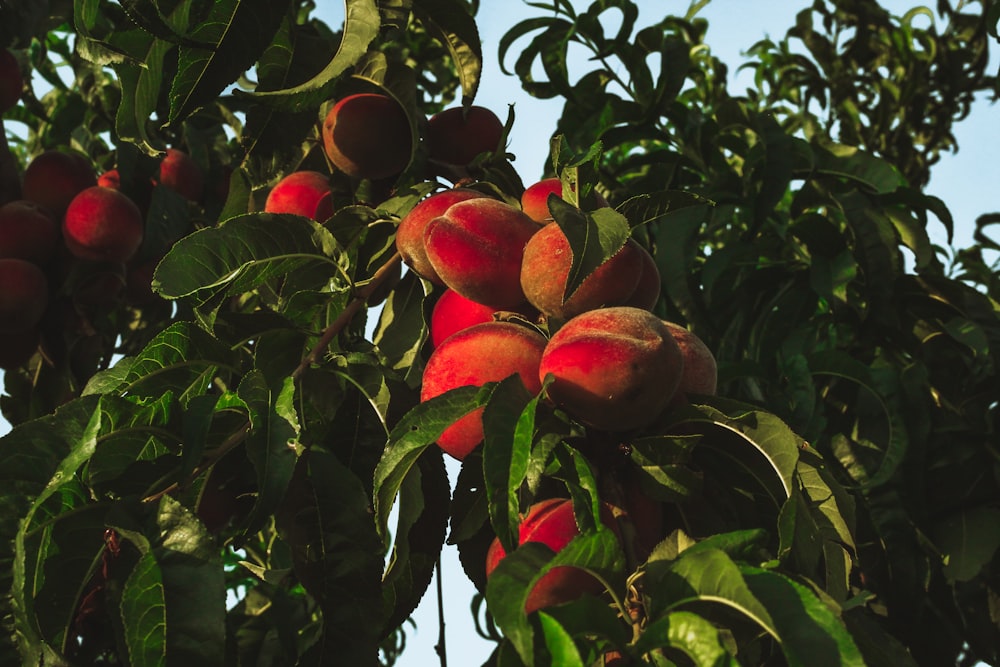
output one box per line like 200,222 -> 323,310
1,2 -> 997,665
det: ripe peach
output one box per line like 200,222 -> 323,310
424,198 -> 538,309
662,321 -> 717,399
396,188 -> 486,285
63,186 -> 144,263
420,321 -> 547,460
22,150 -> 97,218
96,169 -> 121,190
0,328 -> 40,369
521,177 -> 609,224
322,93 -> 412,180
0,49 -> 23,113
264,170 -> 334,221
0,200 -> 59,264
156,148 -> 204,202
539,307 -> 683,431
0,258 -> 48,333
429,288 -> 538,348
623,244 -> 660,311
485,498 -> 619,614
520,224 -> 643,320
426,105 -> 503,166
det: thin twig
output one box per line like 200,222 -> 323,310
434,556 -> 448,667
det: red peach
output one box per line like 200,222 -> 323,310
0,49 -> 23,113
429,288 -> 537,349
396,188 -> 487,285
520,224 -> 643,320
322,93 -> 412,180
97,169 -> 121,190
521,177 -> 609,224
0,200 -> 59,264
662,321 -> 718,399
420,321 -> 547,460
539,307 -> 683,431
264,170 -> 334,221
485,498 -> 619,614
22,150 -> 97,218
157,148 -> 204,202
426,105 -> 504,166
424,198 -> 538,309
0,258 -> 48,333
63,186 -> 144,263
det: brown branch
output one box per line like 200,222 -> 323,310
434,557 -> 448,667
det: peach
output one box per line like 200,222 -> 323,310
520,224 -> 643,319
429,287 -> 537,348
264,170 -> 334,221
396,188 -> 486,285
662,321 -> 717,399
156,148 -> 204,202
96,169 -> 121,190
623,244 -> 660,311
521,177 -> 609,224
485,498 -> 619,614
322,93 -> 412,180
0,49 -> 23,113
426,105 -> 504,166
0,200 -> 59,264
420,321 -> 547,460
22,149 -> 96,218
63,186 -> 144,263
424,198 -> 538,309
0,258 -> 48,333
0,328 -> 40,370
538,307 -> 683,431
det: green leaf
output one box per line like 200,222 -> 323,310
121,551 -> 167,667
549,199 -> 632,307
241,0 -> 381,111
741,567 -> 865,667
537,611 -> 585,666
813,144 -> 905,195
632,610 -> 738,665
167,0 -> 293,125
413,0 -> 483,103
932,507 -> 1000,583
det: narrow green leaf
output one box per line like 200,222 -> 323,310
413,0 -> 483,103
932,507 -> 1000,583
633,610 -> 739,665
121,551 -> 167,667
537,611 -> 585,666
550,199 -> 631,306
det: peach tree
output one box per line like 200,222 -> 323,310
1,0 -> 999,665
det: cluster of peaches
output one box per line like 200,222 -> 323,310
391,175 -> 719,614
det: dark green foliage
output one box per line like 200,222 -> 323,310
1,1 -> 998,665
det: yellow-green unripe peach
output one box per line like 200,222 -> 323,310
426,105 -> 504,166
662,321 -> 718,400
22,150 -> 96,218
63,186 -> 144,263
419,321 -> 546,460
484,498 -> 619,614
264,170 -> 334,221
539,306 -> 683,431
424,197 -> 538,309
0,258 -> 48,333
322,93 -> 411,180
520,223 -> 643,320
0,200 -> 59,265
396,188 -> 487,285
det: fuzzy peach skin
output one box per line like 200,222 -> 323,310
539,306 -> 683,431
0,200 -> 59,265
63,186 -> 144,263
623,244 -> 661,311
429,288 -> 538,349
396,188 -> 487,285
157,148 -> 204,202
520,177 -> 610,224
22,150 -> 96,218
662,321 -> 718,400
420,321 -> 546,460
520,223 -> 643,320
0,258 -> 48,333
264,170 -> 334,221
322,93 -> 411,180
424,197 -> 538,309
485,498 -> 619,614
426,105 -> 504,166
